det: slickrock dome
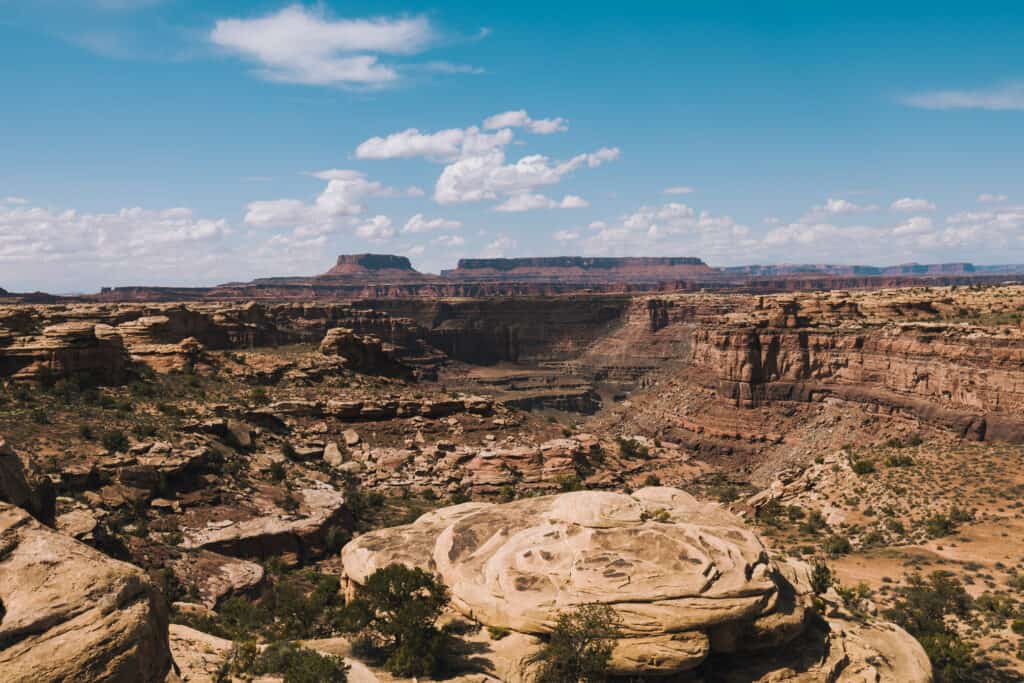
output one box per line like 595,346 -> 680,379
342,488 -> 924,677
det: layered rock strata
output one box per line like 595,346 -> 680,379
340,488 -> 930,679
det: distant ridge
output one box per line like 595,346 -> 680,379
442,256 -> 715,283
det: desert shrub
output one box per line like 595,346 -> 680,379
556,475 -> 583,492
227,641 -> 349,683
925,513 -> 962,538
30,408 -> 49,424
340,564 -> 451,677
799,510 -> 829,535
487,625 -> 511,640
531,603 -> 623,683
269,460 -> 287,482
886,453 -> 915,467
78,424 -> 94,439
884,571 -> 977,683
643,474 -> 661,487
101,429 -> 129,453
183,571 -> 346,643
281,442 -> 297,459
810,559 -> 833,595
850,459 -> 876,475
823,534 -> 852,557
615,436 -> 648,460
249,387 -> 270,405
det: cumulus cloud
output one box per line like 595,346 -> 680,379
3,196 -> 28,205
210,5 -> 442,86
354,215 -> 394,241
902,82 -> 1024,111
435,147 -> 618,204
402,213 -> 462,233
800,197 -> 879,222
482,110 -> 568,134
890,197 -> 936,212
978,193 -> 1008,203
356,116 -> 617,208
355,126 -> 513,162
432,234 -> 465,247
664,186 -> 694,195
891,216 -> 934,235
483,236 -> 516,257
244,169 -> 397,228
553,229 -> 580,243
580,201 -> 751,259
0,201 -> 233,290
494,193 -> 589,212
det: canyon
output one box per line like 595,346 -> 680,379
1,255 -> 1024,681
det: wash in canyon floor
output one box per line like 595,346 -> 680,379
1,283 -> 1024,681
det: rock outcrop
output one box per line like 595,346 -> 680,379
340,488 -> 930,679
0,503 -> 172,682
0,321 -> 130,383
319,327 -> 413,378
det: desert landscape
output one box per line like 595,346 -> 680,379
6,4 -> 1024,680
1,254 -> 1023,681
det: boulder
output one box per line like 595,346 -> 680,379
0,503 -> 172,682
341,488 -> 931,679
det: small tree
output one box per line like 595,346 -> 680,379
532,603 -> 623,683
340,564 -> 450,677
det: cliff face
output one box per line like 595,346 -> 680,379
686,292 -> 1024,441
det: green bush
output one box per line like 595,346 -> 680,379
340,564 -> 450,678
102,429 -> 129,453
643,474 -> 661,487
823,534 -> 852,557
531,603 -> 623,683
851,459 -> 876,475
246,641 -> 348,683
886,453 -> 915,467
884,571 -> 977,683
615,436 -> 649,460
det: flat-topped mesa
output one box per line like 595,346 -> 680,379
442,256 -> 715,283
316,253 -> 437,283
722,261 -> 979,278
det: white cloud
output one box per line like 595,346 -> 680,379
210,5 -> 437,86
354,215 -> 394,241
482,110 -> 568,134
978,193 -> 1008,203
902,82 -> 1024,111
435,147 -> 618,204
891,216 -> 933,236
890,197 -> 935,212
355,126 -> 512,162
0,201 -> 232,289
553,229 -> 580,243
664,186 -> 694,195
494,193 -> 589,212
483,236 -> 516,257
245,169 -> 397,228
582,201 -> 751,258
3,197 -> 28,205
801,197 -> 878,222
432,234 -> 465,247
402,213 -> 462,233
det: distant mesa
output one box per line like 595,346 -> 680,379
317,253 -> 439,283
442,256 -> 715,283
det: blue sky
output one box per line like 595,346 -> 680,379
2,0 -> 1024,291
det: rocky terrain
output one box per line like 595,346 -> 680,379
1,279 -> 1023,680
